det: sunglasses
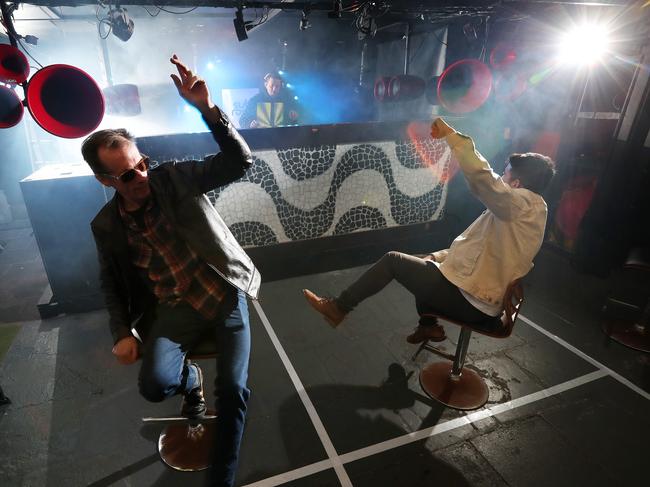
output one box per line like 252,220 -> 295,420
100,155 -> 150,183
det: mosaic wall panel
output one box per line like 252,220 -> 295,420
205,138 -> 451,247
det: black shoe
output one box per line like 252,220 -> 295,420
181,363 -> 207,419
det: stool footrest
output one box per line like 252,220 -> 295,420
421,342 -> 455,361
142,413 -> 217,424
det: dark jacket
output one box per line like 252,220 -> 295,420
91,112 -> 261,345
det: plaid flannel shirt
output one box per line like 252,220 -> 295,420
120,197 -> 227,319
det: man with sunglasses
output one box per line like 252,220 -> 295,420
82,54 -> 259,487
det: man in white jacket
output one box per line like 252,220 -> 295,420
303,117 -> 555,342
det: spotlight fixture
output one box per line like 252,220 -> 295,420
233,7 -> 255,42
109,7 -> 134,42
557,23 -> 610,66
299,9 -> 311,31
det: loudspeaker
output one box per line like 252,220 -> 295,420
20,164 -> 112,316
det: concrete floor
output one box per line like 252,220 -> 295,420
0,226 -> 649,486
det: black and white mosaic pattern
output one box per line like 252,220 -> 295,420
334,206 -> 387,235
206,139 -> 451,247
277,146 -> 336,180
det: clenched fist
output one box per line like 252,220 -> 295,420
112,336 -> 139,365
430,118 -> 455,139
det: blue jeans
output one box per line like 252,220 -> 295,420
138,288 -> 251,487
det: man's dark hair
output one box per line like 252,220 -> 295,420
508,152 -> 556,195
81,128 -> 136,174
263,71 -> 283,84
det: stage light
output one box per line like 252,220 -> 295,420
294,95 -> 299,100
557,23 -> 610,65
278,70 -> 285,76
206,62 -> 215,70
233,7 -> 253,42
109,7 -> 134,42
300,9 -> 311,31
286,83 -> 293,88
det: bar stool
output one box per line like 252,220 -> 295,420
412,280 -> 524,410
142,330 -> 218,471
602,246 -> 650,353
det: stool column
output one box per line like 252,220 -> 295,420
451,328 -> 472,377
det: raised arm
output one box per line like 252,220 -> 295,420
431,118 -> 524,221
170,54 -> 253,193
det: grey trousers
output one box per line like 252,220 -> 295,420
337,251 -> 490,325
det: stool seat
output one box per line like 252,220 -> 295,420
414,280 -> 524,410
421,312 -> 507,338
188,331 -> 219,359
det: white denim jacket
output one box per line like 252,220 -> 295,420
432,131 -> 548,309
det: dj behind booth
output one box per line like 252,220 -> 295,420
238,72 -> 302,129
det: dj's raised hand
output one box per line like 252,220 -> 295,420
170,54 -> 213,113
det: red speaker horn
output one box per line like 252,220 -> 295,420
0,85 -> 24,128
490,44 -> 517,71
0,44 -> 29,84
26,64 -> 104,138
0,45 -> 28,129
437,59 -> 493,114
374,76 -> 392,102
388,75 -> 426,101
0,44 -> 104,138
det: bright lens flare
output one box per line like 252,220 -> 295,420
558,24 -> 610,65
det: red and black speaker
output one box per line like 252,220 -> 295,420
0,44 -> 104,138
435,59 -> 493,114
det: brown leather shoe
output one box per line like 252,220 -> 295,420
302,289 -> 347,327
406,324 -> 446,344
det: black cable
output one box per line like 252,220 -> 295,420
16,37 -> 43,69
250,7 -> 269,27
432,29 -> 448,47
97,18 -> 112,39
142,5 -> 161,17
95,0 -> 114,39
153,6 -> 199,15
0,4 -> 43,68
479,16 -> 491,63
